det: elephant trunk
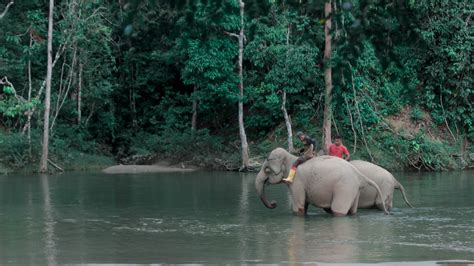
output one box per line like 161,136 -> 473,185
255,170 -> 277,209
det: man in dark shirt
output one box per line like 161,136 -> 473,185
283,132 -> 317,184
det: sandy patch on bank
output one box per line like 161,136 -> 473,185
102,164 -> 197,174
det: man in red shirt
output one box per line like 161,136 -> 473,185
328,135 -> 350,161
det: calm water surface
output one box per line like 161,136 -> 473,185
0,169 -> 473,264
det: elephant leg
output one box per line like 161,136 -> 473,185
290,184 -> 306,216
348,192 -> 360,215
377,193 -> 393,211
385,194 -> 393,211
331,185 -> 358,217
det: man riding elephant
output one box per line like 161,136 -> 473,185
282,132 -> 317,184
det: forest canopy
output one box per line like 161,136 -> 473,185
0,0 -> 472,173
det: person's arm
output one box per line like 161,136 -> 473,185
310,138 -> 317,151
344,146 -> 350,161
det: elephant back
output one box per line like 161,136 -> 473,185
298,155 -> 362,185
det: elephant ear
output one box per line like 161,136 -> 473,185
280,162 -> 286,175
268,158 -> 284,175
261,160 -> 271,173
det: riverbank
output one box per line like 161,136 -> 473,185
102,163 -> 198,174
1,127 -> 472,175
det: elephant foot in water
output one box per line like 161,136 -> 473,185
293,203 -> 310,216
294,208 -> 305,216
323,208 -> 352,217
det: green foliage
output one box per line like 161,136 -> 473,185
410,107 -> 424,122
130,128 -> 226,168
0,132 -> 35,169
389,0 -> 473,140
368,131 -> 460,171
2,86 -> 14,95
245,5 -> 322,130
0,0 -> 472,172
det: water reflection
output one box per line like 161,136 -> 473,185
41,174 -> 57,266
287,217 -> 305,265
317,218 -> 360,262
238,174 -> 250,262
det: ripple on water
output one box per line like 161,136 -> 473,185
393,241 -> 474,253
85,218 -> 113,224
113,225 -> 178,233
110,217 -> 243,235
61,219 -> 77,223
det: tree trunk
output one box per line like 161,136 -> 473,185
283,23 -> 294,153
77,62 -> 82,124
191,85 -> 197,131
50,42 -> 77,132
39,0 -> 54,173
282,91 -> 294,152
27,36 -> 33,158
322,0 -> 333,154
22,44 -> 66,134
238,0 -> 250,171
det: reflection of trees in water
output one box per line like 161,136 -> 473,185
26,182 -> 36,265
286,217 -> 360,263
41,175 -> 57,266
238,174 -> 250,262
287,217 -> 306,265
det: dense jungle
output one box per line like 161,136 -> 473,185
0,0 -> 472,173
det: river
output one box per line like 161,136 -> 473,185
0,170 -> 473,264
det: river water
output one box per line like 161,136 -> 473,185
0,170 -> 473,264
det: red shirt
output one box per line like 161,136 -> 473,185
328,144 -> 349,158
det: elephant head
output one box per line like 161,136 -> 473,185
255,148 -> 297,209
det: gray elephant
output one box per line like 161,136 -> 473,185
255,148 -> 390,216
351,160 -> 413,210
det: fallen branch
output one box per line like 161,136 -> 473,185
48,159 -> 64,172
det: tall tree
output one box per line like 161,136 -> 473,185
227,0 -> 250,170
39,0 -> 54,173
283,22 -> 293,153
237,0 -> 250,171
322,0 -> 332,154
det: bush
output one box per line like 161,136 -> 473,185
0,131 -> 37,170
410,107 -> 424,122
129,128 -> 227,167
0,127 -> 114,173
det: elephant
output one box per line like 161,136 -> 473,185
255,148 -> 390,216
350,160 -> 414,211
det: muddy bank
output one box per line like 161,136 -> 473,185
102,164 -> 197,174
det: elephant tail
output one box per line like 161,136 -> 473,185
348,162 -> 390,215
365,177 -> 390,215
394,179 -> 414,208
